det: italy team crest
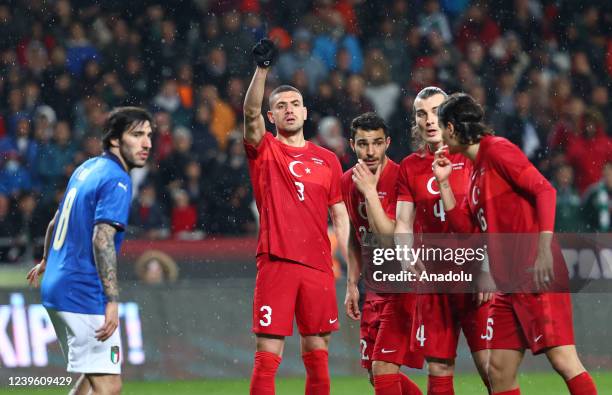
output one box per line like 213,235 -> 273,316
110,346 -> 121,364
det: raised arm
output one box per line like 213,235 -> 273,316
244,39 -> 278,146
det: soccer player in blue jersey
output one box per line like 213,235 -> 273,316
27,107 -> 153,395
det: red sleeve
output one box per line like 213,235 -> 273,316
328,155 -> 343,206
446,196 -> 477,233
489,138 -> 556,232
341,170 -> 352,206
397,159 -> 414,202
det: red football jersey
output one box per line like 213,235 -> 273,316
447,135 -> 566,290
341,159 -> 399,301
397,148 -> 472,233
341,159 -> 400,244
245,132 -> 343,273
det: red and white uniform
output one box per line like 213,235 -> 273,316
398,147 -> 491,359
341,159 -> 400,369
246,132 -> 343,336
447,135 -> 574,354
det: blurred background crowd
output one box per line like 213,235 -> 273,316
0,0 -> 611,263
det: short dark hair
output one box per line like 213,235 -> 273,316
437,93 -> 491,145
102,107 -> 153,150
350,112 -> 388,139
268,85 -> 302,108
411,86 -> 448,150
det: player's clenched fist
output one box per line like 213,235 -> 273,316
252,38 -> 278,68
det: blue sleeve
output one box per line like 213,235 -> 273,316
94,176 -> 131,231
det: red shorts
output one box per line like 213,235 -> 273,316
489,293 -> 575,354
371,294 -> 424,369
252,255 -> 339,336
415,293 -> 492,359
359,298 -> 388,370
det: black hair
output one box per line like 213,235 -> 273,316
437,93 -> 491,145
411,86 -> 448,150
102,107 -> 153,150
350,112 -> 388,139
268,85 -> 302,108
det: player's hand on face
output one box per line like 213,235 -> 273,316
344,282 -> 361,320
352,160 -> 380,196
26,259 -> 46,287
432,145 -> 452,183
96,302 -> 119,341
252,38 -> 278,68
532,247 -> 554,292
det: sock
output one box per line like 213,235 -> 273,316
374,374 -> 402,395
399,372 -> 423,395
492,390 -> 521,395
566,372 -> 597,395
302,349 -> 330,395
427,375 -> 454,395
250,351 -> 281,395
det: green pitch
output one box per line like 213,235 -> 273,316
1,373 -> 611,395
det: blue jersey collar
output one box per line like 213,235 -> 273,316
102,150 -> 129,173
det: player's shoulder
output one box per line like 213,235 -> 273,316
399,151 -> 429,173
482,135 -> 522,158
308,142 -> 341,166
341,167 -> 354,183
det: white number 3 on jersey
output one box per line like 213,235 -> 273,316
295,181 -> 305,201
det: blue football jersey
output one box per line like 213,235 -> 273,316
41,152 -> 132,314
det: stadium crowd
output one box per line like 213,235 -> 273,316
0,0 -> 611,262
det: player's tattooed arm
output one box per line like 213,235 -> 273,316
92,223 -> 119,302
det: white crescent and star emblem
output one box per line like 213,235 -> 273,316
289,161 -> 312,178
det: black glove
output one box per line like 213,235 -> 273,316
252,38 -> 278,68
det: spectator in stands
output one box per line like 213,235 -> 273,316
553,164 -> 584,232
129,183 -> 169,240
208,133 -> 254,235
0,151 -> 32,196
582,162 -> 612,232
199,84 -> 236,150
566,108 -> 612,193
276,28 -> 328,95
364,53 -> 400,122
37,121 -> 76,196
170,189 -> 200,239
135,250 -> 179,285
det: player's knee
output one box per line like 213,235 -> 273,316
108,378 -> 122,395
427,359 -> 455,376
547,348 -> 584,380
487,355 -> 512,384
372,360 -> 399,376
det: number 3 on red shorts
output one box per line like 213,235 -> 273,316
260,305 -> 272,326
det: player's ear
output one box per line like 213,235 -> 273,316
302,106 -> 307,121
109,137 -> 120,148
385,136 -> 391,149
349,138 -> 356,152
266,110 -> 275,124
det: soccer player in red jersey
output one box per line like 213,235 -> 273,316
395,87 -> 492,395
432,93 -> 597,395
341,112 -> 422,395
244,39 -> 350,395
